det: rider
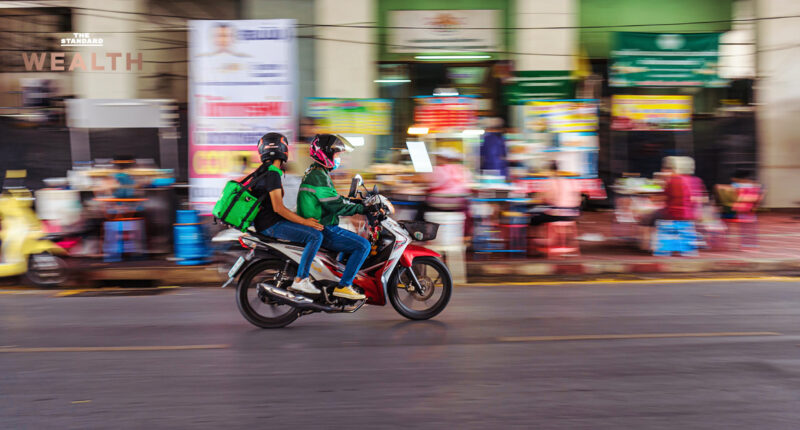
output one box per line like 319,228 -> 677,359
250,132 -> 324,296
297,134 -> 370,301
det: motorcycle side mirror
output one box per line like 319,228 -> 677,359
373,184 -> 378,194
348,174 -> 363,198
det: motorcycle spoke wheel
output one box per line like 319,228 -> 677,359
388,257 -> 452,321
236,260 -> 299,329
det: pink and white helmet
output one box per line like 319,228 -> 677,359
309,134 -> 348,169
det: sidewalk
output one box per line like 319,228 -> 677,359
468,211 -> 800,282
81,212 -> 800,286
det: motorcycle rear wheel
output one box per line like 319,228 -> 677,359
236,259 -> 300,329
388,256 -> 452,320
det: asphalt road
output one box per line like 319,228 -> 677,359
2,280 -> 800,429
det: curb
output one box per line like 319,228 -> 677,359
466,258 -> 800,283
79,259 -> 800,286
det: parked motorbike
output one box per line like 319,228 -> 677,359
223,174 -> 453,328
0,189 -> 68,287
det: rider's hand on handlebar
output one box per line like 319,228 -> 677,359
303,217 -> 324,231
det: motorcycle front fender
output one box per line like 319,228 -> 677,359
23,240 -> 66,257
398,245 -> 441,268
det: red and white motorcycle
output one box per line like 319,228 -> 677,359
223,175 -> 452,328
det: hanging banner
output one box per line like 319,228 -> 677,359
504,71 -> 575,105
413,96 -> 478,133
611,95 -> 693,131
189,19 -> 297,212
524,100 -> 598,134
307,98 -> 392,135
388,10 -> 501,53
610,32 -> 727,87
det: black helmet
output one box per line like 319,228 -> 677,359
257,132 -> 289,164
309,134 -> 349,169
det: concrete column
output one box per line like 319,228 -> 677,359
73,0 -> 141,99
719,0 -> 756,79
315,0 -> 377,169
513,0 -> 577,71
756,0 -> 800,207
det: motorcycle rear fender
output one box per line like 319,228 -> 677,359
399,245 -> 441,267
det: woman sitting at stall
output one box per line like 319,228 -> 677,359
641,156 -> 706,227
414,148 -> 472,221
638,156 -> 707,250
529,160 -> 582,227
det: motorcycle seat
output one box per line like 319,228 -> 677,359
252,232 -> 309,248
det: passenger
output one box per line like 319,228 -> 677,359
250,133 -> 324,296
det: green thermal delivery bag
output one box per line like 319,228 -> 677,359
212,169 -> 267,232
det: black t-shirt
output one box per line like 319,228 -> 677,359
249,166 -> 284,231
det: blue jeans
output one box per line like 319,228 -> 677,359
260,221 -> 323,279
321,225 -> 370,287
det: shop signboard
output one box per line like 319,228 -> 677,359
307,98 -> 392,135
413,96 -> 478,133
188,19 -> 297,212
523,100 -> 599,177
610,32 -> 726,87
388,10 -> 500,53
524,100 -> 598,134
504,71 -> 574,105
611,95 -> 692,131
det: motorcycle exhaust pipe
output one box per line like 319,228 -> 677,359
257,283 -> 337,313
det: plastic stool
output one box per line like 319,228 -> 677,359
536,221 -> 580,259
653,220 -> 698,256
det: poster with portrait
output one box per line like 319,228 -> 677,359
189,19 -> 297,212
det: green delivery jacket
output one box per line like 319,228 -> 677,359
297,165 -> 364,226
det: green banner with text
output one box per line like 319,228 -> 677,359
610,32 -> 726,88
503,71 -> 575,105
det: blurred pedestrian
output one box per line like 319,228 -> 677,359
480,117 -> 508,179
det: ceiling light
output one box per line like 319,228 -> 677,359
415,55 -> 491,60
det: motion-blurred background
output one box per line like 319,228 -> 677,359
0,0 -> 796,285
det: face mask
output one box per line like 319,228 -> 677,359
332,158 -> 341,170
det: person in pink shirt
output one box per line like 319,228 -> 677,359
529,161 -> 582,225
415,148 -> 471,220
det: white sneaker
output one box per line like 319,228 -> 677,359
288,278 -> 320,295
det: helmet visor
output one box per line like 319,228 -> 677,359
331,134 -> 356,153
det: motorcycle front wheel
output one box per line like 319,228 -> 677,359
236,259 -> 300,329
388,256 -> 452,320
26,252 -> 68,287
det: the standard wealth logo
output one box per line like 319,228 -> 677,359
61,33 -> 104,47
22,32 -> 142,72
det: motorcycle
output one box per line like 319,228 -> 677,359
0,188 -> 68,287
222,174 -> 453,328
